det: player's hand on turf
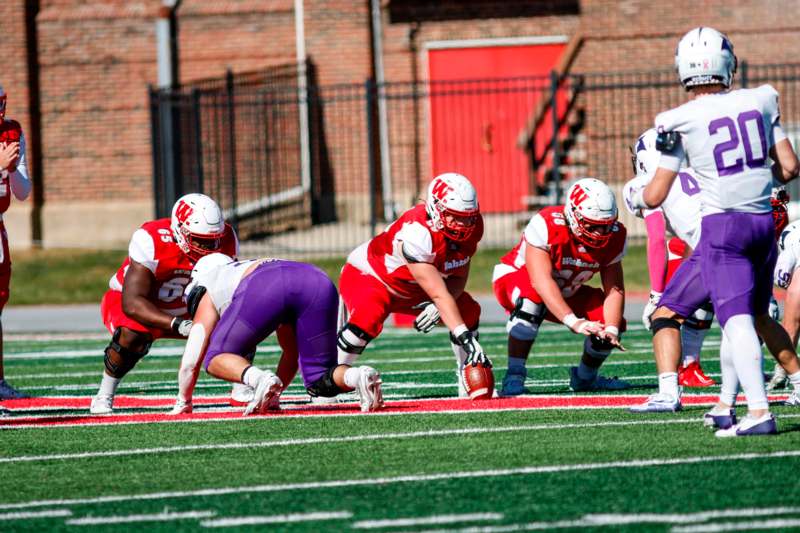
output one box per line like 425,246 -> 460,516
412,301 -> 440,333
642,290 -> 661,329
169,399 -> 192,415
171,318 -> 193,337
456,330 -> 491,368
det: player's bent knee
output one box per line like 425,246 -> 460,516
104,328 -> 151,378
337,323 -> 373,355
650,317 -> 682,335
307,367 -> 344,398
506,297 -> 545,341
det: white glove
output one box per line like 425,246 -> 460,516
171,318 -> 193,337
563,313 -> 604,336
628,185 -> 649,210
769,295 -> 781,322
456,330 -> 491,367
642,291 -> 662,329
412,301 -> 440,333
168,398 -> 192,415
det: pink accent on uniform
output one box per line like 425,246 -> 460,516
644,211 -> 668,293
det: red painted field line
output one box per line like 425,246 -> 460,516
0,394 -> 789,429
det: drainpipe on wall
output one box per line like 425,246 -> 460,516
155,0 -> 181,209
156,0 -> 180,89
24,0 -> 43,248
369,0 -> 394,220
295,0 -> 311,196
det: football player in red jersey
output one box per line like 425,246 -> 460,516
493,178 -> 629,395
0,85 -> 33,401
337,173 -> 490,397
89,193 -> 239,414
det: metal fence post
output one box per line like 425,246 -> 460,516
191,88 -> 204,193
366,78 -> 378,237
226,69 -> 239,231
549,70 -> 562,204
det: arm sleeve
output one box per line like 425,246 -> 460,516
775,248 -> 798,289
760,85 -> 788,145
10,132 -> 31,201
128,229 -> 158,273
644,211 -> 668,292
396,222 -> 435,264
523,214 -> 550,250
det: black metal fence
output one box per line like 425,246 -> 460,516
150,61 -> 800,258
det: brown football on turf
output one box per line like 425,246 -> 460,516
463,362 -> 495,400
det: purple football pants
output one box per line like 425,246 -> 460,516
659,212 -> 776,327
204,260 -> 339,387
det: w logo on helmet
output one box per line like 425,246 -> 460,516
430,179 -> 452,201
568,185 -> 588,206
174,201 -> 194,224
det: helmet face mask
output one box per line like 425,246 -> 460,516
170,193 -> 226,262
564,178 -> 618,248
425,173 -> 480,242
675,27 -> 737,90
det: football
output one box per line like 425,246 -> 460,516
462,362 -> 495,400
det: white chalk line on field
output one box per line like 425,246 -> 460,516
200,511 -> 352,527
0,509 -> 72,521
66,510 -> 216,526
352,513 -> 504,529
1,449 -> 799,511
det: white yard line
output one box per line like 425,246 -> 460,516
352,513 -> 503,528
0,509 -> 72,521
201,511 -> 352,527
66,510 -> 216,526
672,519 -> 800,532
1,449 -> 798,511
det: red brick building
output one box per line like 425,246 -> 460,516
3,0 -> 799,248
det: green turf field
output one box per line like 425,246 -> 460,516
2,323 -> 799,532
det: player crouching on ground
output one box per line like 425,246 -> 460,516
494,178 -> 629,396
173,253 -> 384,415
337,172 -> 490,397
90,194 -> 239,414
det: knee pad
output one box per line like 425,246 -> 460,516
307,367 -> 344,398
104,328 -> 151,378
650,317 -> 682,335
337,323 -> 372,355
684,303 -> 714,330
506,297 -> 546,341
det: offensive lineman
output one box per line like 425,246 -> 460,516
0,85 -> 32,401
89,193 -> 239,414
173,253 -> 383,415
495,178 -> 629,395
337,173 -> 490,396
630,27 -> 800,436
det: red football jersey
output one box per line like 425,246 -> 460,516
109,218 -> 238,315
0,120 -> 23,214
352,204 -> 483,299
500,205 -> 627,298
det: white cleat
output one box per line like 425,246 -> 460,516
89,394 -> 114,415
629,393 -> 682,413
230,382 -> 255,405
168,399 -> 193,415
715,412 -> 777,437
356,366 -> 384,412
785,391 -> 800,406
243,373 -> 283,416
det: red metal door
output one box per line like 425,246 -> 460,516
428,42 -> 566,213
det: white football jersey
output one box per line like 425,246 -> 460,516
623,170 -> 702,249
656,84 -> 786,216
775,220 -> 800,289
198,258 -> 262,315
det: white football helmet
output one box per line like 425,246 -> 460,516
564,178 -> 618,248
184,252 -> 232,316
675,27 -> 736,89
631,128 -> 660,180
425,172 -> 480,242
170,193 -> 226,262
0,85 -> 6,123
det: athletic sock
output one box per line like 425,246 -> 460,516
242,366 -> 266,388
98,374 -> 121,397
658,372 -> 679,399
788,370 -> 800,392
719,327 -> 740,406
680,325 -> 707,366
723,314 -> 768,411
344,367 -> 361,388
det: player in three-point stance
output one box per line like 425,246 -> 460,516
629,27 -> 800,436
173,253 -> 384,415
337,173 -> 490,397
494,178 -> 629,396
0,85 -> 32,402
89,193 -> 239,414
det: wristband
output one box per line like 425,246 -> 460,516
604,326 -> 620,337
452,324 -> 469,338
562,313 -> 579,329
630,187 -> 647,210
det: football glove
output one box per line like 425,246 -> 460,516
456,330 -> 491,367
171,318 -> 193,338
642,290 -> 662,329
769,295 -> 781,322
412,301 -> 440,333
